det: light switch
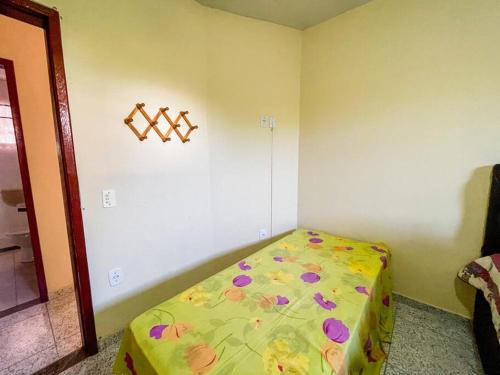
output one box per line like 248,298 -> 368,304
269,116 -> 276,129
102,189 -> 116,208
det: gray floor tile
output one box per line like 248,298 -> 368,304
0,346 -> 59,375
388,295 -> 483,375
0,311 -> 55,369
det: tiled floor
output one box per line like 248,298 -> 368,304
0,287 -> 82,374
61,294 -> 484,375
0,249 -> 39,312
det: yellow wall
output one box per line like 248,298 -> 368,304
299,0 -> 500,317
0,16 -> 74,293
36,0 -> 301,337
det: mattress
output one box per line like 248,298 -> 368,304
113,229 -> 393,375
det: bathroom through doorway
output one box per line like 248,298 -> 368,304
0,58 -> 47,315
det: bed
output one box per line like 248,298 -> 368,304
474,165 -> 500,375
113,229 -> 393,374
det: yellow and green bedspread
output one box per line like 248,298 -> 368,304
113,229 -> 393,375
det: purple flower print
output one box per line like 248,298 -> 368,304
125,353 -> 138,375
301,272 -> 321,283
380,256 -> 387,269
273,256 -> 284,262
323,318 -> 350,343
313,292 -> 336,310
307,231 -> 319,236
233,275 -> 252,287
355,286 -> 369,296
238,261 -> 252,271
371,245 -> 387,254
364,337 -> 377,363
276,295 -> 289,305
149,325 -> 167,339
382,295 -> 390,307
309,238 -> 323,244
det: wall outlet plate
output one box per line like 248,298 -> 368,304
260,115 -> 269,128
102,189 -> 117,208
108,267 -> 123,287
259,229 -> 268,240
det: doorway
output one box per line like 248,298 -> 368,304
0,59 -> 47,317
0,0 -> 98,369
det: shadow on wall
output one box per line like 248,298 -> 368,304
94,231 -> 292,338
453,165 -> 492,316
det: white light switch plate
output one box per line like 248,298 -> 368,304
102,189 -> 116,208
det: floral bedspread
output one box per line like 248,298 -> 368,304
113,229 -> 393,375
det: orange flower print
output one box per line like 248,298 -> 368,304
307,243 -> 323,250
301,263 -> 322,272
322,342 -> 346,375
185,343 -> 218,375
224,287 -> 246,302
149,323 -> 192,341
162,323 -> 192,341
282,256 -> 298,263
333,246 -> 354,251
258,295 -> 277,310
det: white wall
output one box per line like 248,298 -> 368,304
37,0 -> 301,337
299,0 -> 500,317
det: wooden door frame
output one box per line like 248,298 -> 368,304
0,0 -> 98,355
0,57 -> 48,304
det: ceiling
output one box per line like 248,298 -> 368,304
196,0 -> 372,30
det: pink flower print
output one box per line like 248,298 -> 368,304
238,261 -> 252,271
380,256 -> 387,269
371,245 -> 387,254
323,318 -> 350,343
382,295 -> 390,306
149,325 -> 167,339
301,272 -> 321,283
273,256 -> 284,262
313,292 -> 336,310
276,295 -> 289,305
233,275 -> 252,287
355,286 -> 369,296
309,237 -> 323,244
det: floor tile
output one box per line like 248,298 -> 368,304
388,296 -> 483,374
47,297 -> 80,342
393,294 -> 475,346
0,302 -> 46,330
0,346 -> 58,375
61,341 -> 118,375
0,252 -> 16,312
14,260 -> 39,305
56,333 -> 82,357
0,311 -> 55,369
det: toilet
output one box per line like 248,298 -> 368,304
6,229 -> 33,262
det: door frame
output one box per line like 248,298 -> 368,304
0,57 -> 48,304
0,0 -> 98,355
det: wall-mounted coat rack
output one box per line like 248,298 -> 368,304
123,103 -> 198,143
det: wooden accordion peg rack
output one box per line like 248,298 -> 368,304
124,103 -> 198,143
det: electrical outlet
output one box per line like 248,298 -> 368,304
108,267 -> 123,287
259,229 -> 268,240
102,189 -> 117,208
260,115 -> 269,128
